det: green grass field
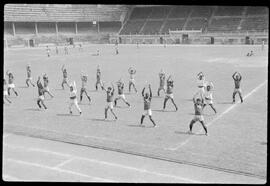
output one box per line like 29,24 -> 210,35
4,44 -> 268,180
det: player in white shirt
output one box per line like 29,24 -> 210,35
69,81 -> 82,115
3,79 -> 11,104
128,67 -> 138,93
203,82 -> 217,114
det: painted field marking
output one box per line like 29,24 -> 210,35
169,80 -> 267,151
6,158 -> 114,182
3,174 -> 21,181
4,143 -> 199,183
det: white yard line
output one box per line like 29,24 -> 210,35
2,174 -> 21,181
169,80 -> 267,151
4,143 -> 199,183
6,158 -> 114,182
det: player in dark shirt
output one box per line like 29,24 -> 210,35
140,84 -> 156,127
103,83 -> 117,120
188,98 -> 207,136
37,76 -> 47,110
114,79 -> 130,107
232,72 -> 243,103
163,75 -> 178,111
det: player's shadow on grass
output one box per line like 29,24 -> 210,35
91,118 -> 116,122
127,124 -> 153,128
114,105 -> 129,109
175,131 -> 205,136
56,113 -> 80,117
217,101 -> 233,105
152,109 -> 176,112
18,86 -> 29,88
183,98 -> 193,102
152,96 -> 163,99
24,108 -> 41,111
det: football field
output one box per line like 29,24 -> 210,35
3,44 -> 268,182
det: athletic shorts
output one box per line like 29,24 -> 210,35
159,85 -> 165,90
44,87 -> 50,92
63,78 -> 68,82
106,102 -> 114,109
70,98 -> 78,105
205,98 -> 213,105
193,115 -> 204,122
143,109 -> 152,116
165,93 -> 174,99
118,94 -> 126,100
8,84 -> 15,88
38,95 -> 45,100
234,88 -> 242,94
129,79 -> 135,84
4,90 -> 8,96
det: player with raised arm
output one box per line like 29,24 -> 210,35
43,74 -> 54,98
103,82 -> 117,120
26,64 -> 35,87
140,84 -> 156,127
61,65 -> 69,90
69,81 -> 82,115
232,72 -> 243,103
188,97 -> 208,136
128,67 -> 138,93
163,75 -> 178,111
157,69 -> 166,96
37,76 -> 47,110
95,65 -> 104,91
79,72 -> 91,104
203,82 -> 217,114
197,72 -> 206,95
6,70 -> 18,96
3,79 -> 11,104
114,78 -> 131,107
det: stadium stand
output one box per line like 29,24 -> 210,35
99,21 -> 122,33
161,19 -> 186,34
141,20 -> 164,34
208,17 -> 242,32
168,6 -> 191,18
185,18 -> 208,30
120,20 -> 145,34
246,6 -> 268,16
14,22 -> 36,35
37,22 -> 56,34
129,7 -> 153,20
57,22 -> 76,34
148,6 -> 171,19
214,6 -> 244,16
4,22 -> 13,35
240,17 -> 268,31
190,6 -> 213,18
77,22 -> 98,34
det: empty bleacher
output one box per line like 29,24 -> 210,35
168,6 -> 191,18
185,18 -> 208,30
4,22 -> 13,35
120,20 -> 145,34
129,7 -> 153,20
77,22 -> 98,34
148,6 -> 171,19
190,6 -> 213,18
246,6 -> 268,16
58,22 -> 76,34
14,22 -> 35,35
208,17 -> 242,32
141,20 -> 164,34
99,21 -> 122,33
214,6 -> 244,16
161,19 -> 186,34
241,17 -> 268,31
37,22 -> 56,34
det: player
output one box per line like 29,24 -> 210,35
61,65 -> 69,90
140,84 -> 156,127
46,46 -> 50,57
69,81 -> 82,115
115,43 -> 119,55
163,75 -> 178,111
36,76 -> 47,110
114,79 -> 130,107
79,44 -> 83,52
92,49 -> 100,56
6,70 -> 18,96
64,45 -> 69,55
232,72 -> 243,103
197,72 -> 206,96
79,72 -> 91,104
26,64 -> 35,87
262,41 -> 265,51
103,82 -> 117,120
188,97 -> 208,136
43,74 -> 54,98
55,46 -> 59,55
157,69 -> 166,96
136,41 -> 139,49
128,67 -> 138,93
95,66 -> 103,91
3,79 -> 11,104
203,82 -> 217,114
